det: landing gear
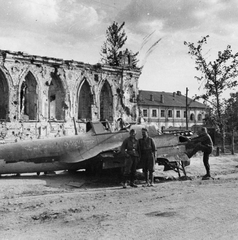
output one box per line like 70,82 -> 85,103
67,169 -> 77,174
157,158 -> 189,179
85,161 -> 103,176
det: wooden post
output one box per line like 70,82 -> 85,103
73,117 -> 78,135
216,147 -> 220,156
186,87 -> 189,130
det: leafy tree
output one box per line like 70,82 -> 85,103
224,93 -> 238,154
184,35 -> 238,152
100,21 -> 127,66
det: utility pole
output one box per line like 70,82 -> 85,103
186,87 -> 188,130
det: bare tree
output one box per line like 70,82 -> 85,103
184,35 -> 238,152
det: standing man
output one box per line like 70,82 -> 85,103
186,127 -> 213,179
139,128 -> 156,187
120,129 -> 140,188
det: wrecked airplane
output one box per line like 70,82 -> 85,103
0,121 -> 190,177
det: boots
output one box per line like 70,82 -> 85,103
122,175 -> 128,188
149,171 -> 154,187
130,182 -> 138,188
142,170 -> 150,187
143,171 -> 154,187
202,171 -> 211,180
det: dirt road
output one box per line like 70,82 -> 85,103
1,154 -> 238,240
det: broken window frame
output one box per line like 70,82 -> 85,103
0,71 -> 9,121
19,73 -> 38,122
48,75 -> 66,122
77,80 -> 92,121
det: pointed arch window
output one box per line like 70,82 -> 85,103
48,73 -> 65,121
20,72 -> 38,120
78,80 -> 92,120
100,81 -> 113,121
0,70 -> 9,120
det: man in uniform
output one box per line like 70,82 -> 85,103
186,127 -> 213,179
139,128 -> 156,187
120,129 -> 140,188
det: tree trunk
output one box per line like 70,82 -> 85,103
231,129 -> 235,155
221,130 -> 225,153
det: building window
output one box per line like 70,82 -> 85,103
190,113 -> 195,121
49,74 -> 65,121
161,126 -> 165,133
168,110 -> 172,118
184,111 -> 187,118
100,80 -> 113,121
0,71 -> 9,120
152,109 -> 157,117
198,114 -> 202,121
176,111 -> 180,118
161,109 -> 165,117
94,74 -> 99,82
143,109 -> 148,117
78,80 -> 92,120
20,72 -> 38,121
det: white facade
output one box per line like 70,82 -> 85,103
138,91 -> 207,133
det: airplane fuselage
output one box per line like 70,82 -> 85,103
0,122 -> 190,175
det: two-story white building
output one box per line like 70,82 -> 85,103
138,90 -> 208,133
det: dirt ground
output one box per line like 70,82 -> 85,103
1,153 -> 238,240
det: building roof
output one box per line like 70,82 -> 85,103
138,90 -> 207,109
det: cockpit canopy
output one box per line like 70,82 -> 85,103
86,121 -> 113,135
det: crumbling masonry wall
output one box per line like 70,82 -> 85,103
0,50 -> 141,143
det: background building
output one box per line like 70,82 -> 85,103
138,90 -> 208,133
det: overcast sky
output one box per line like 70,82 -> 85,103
1,0 -> 238,98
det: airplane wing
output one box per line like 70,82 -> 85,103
59,131 -> 127,163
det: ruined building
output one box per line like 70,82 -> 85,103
0,50 -> 141,142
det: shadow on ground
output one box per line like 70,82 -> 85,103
0,168 -> 186,191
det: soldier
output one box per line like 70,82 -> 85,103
139,128 -> 156,187
186,127 -> 213,179
120,129 -> 140,188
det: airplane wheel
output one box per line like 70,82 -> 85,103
68,169 -> 77,174
86,162 -> 102,176
86,165 -> 96,176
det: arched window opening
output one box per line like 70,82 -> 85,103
78,80 -> 92,120
190,113 -> 195,121
198,114 -> 202,121
100,81 -> 113,122
20,72 -> 37,120
48,74 -> 65,121
0,71 -> 9,120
